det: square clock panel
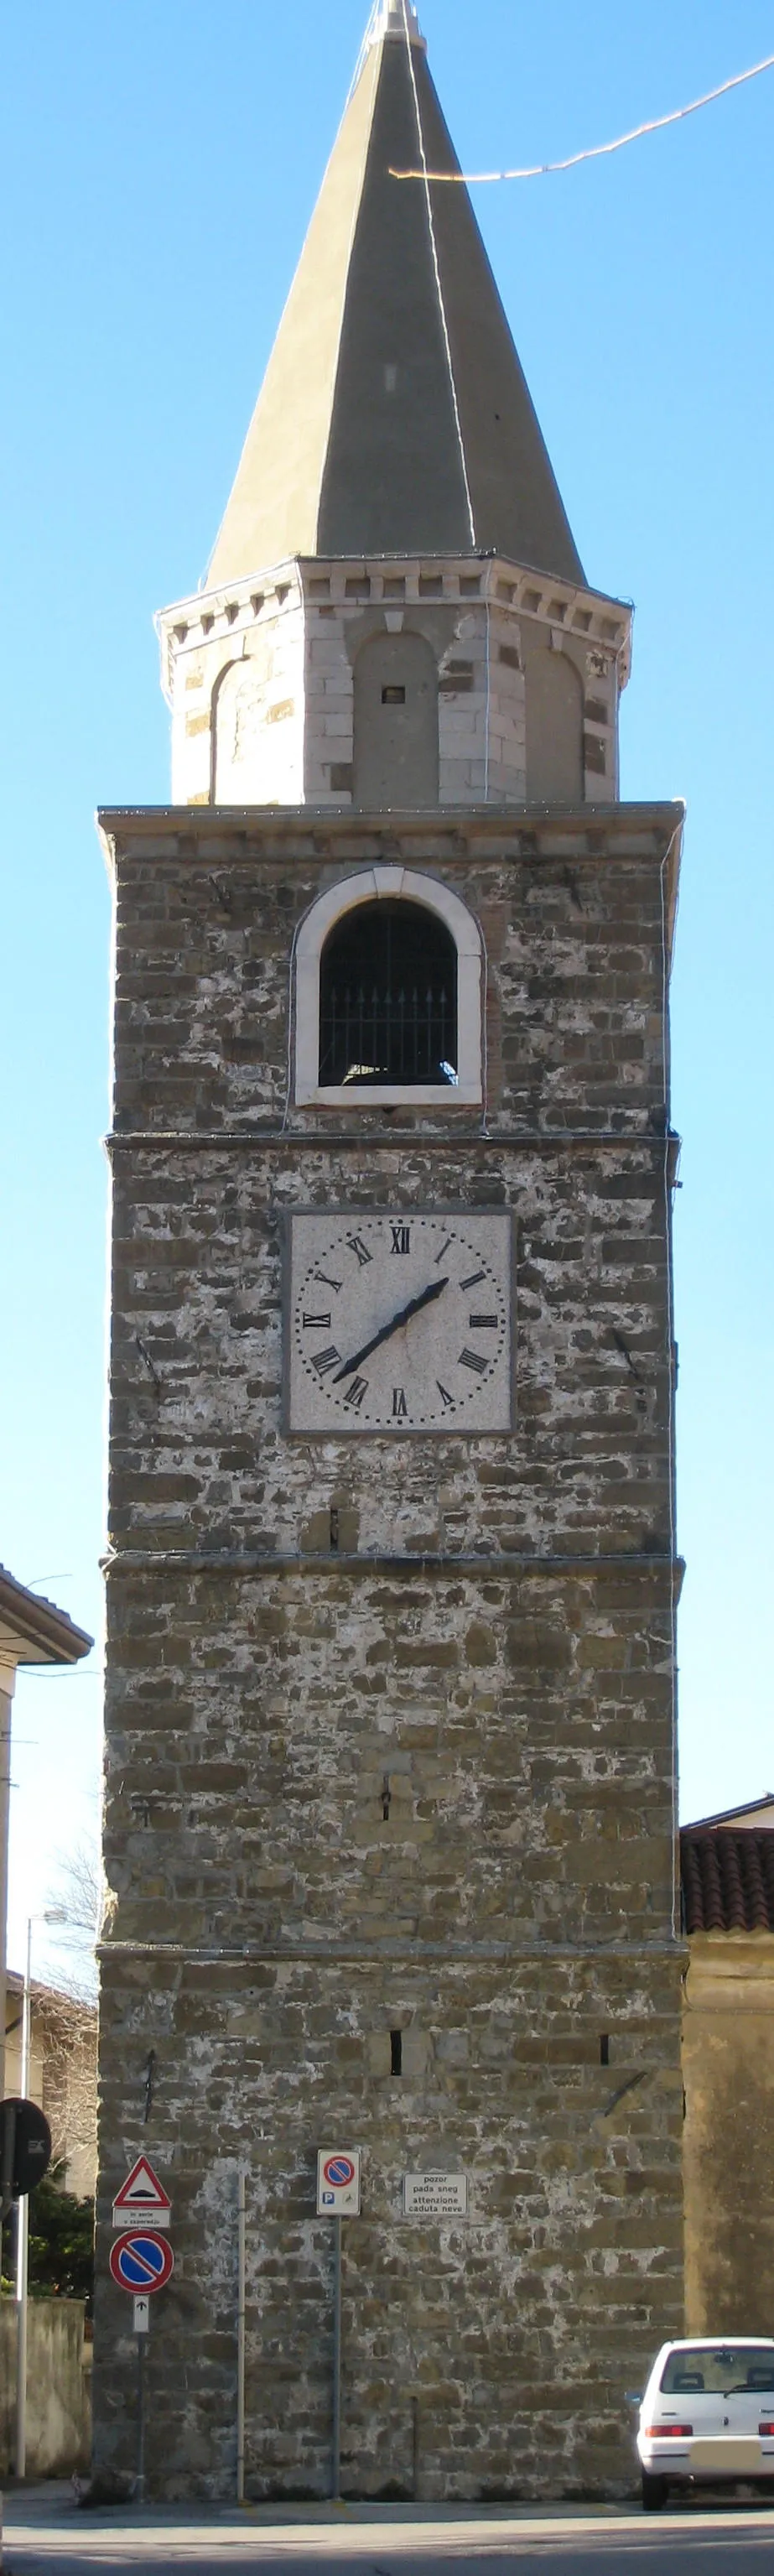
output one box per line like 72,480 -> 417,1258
286,1210 -> 513,1435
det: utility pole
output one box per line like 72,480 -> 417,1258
15,1907 -> 65,2480
14,1917 -> 33,2480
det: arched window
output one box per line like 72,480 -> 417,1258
293,866 -> 482,1107
353,632 -> 439,809
319,899 -> 457,1089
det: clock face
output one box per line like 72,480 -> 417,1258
287,1212 -> 512,1434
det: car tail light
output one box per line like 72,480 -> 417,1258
760,2422 -> 774,2437
645,2423 -> 693,2438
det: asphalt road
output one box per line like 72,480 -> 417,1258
5,2495 -> 774,2576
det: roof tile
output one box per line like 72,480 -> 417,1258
681,1828 -> 774,1935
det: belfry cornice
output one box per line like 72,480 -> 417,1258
156,554 -> 632,705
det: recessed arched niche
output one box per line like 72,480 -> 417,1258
352,632 -> 439,809
294,866 -> 482,1106
524,643 -> 584,803
212,651 -> 275,800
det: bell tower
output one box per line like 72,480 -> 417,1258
96,0 -> 684,2506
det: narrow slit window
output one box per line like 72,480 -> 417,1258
319,898 -> 458,1089
390,2031 -> 403,2076
600,2034 -> 610,2067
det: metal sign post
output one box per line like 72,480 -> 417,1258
236,2171 -> 246,2506
332,2219 -> 342,2502
316,2150 -> 360,2503
109,2164 -> 173,2506
136,2333 -> 147,2504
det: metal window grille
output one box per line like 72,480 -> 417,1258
319,901 -> 458,1089
319,983 -> 455,1086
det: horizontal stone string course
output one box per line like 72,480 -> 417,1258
105,1130 -> 680,1153
104,1545 -> 678,1586
98,803 -> 679,846
100,1939 -> 685,1961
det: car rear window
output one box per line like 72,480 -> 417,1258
660,2346 -> 774,2396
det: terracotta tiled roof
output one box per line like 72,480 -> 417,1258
681,1828 -> 774,1934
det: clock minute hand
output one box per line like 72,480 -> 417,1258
333,1275 -> 449,1384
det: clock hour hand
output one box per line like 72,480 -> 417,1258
333,1274 -> 449,1383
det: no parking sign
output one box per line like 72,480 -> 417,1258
316,2149 -> 361,2215
109,2230 -> 174,2292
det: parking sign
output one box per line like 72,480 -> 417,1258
316,2149 -> 361,2215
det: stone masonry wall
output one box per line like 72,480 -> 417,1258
683,1935 -> 774,2338
95,804 -> 683,2500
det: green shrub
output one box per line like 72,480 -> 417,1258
2,2169 -> 94,2313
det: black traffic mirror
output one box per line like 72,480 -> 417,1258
0,2098 -> 52,2217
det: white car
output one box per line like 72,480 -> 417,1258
636,2338 -> 774,2511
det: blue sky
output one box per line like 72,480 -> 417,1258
2,0 -> 772,1980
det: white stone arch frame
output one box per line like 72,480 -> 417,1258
294,866 -> 483,1107
209,656 -> 241,801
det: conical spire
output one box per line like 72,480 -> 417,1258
208,14 -> 584,586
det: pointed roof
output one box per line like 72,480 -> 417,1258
0,1564 -> 93,1668
208,12 -> 584,586
683,1793 -> 774,1833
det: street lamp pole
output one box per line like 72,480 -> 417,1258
15,1917 -> 33,2480
15,1907 -> 66,2480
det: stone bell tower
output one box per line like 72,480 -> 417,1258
96,0 -> 684,2505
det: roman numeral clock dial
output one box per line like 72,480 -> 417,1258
287,1214 -> 512,1434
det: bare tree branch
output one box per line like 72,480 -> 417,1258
45,1833 -> 103,1998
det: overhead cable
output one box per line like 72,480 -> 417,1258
390,49 -> 774,183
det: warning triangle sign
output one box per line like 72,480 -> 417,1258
112,2155 -> 171,2230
